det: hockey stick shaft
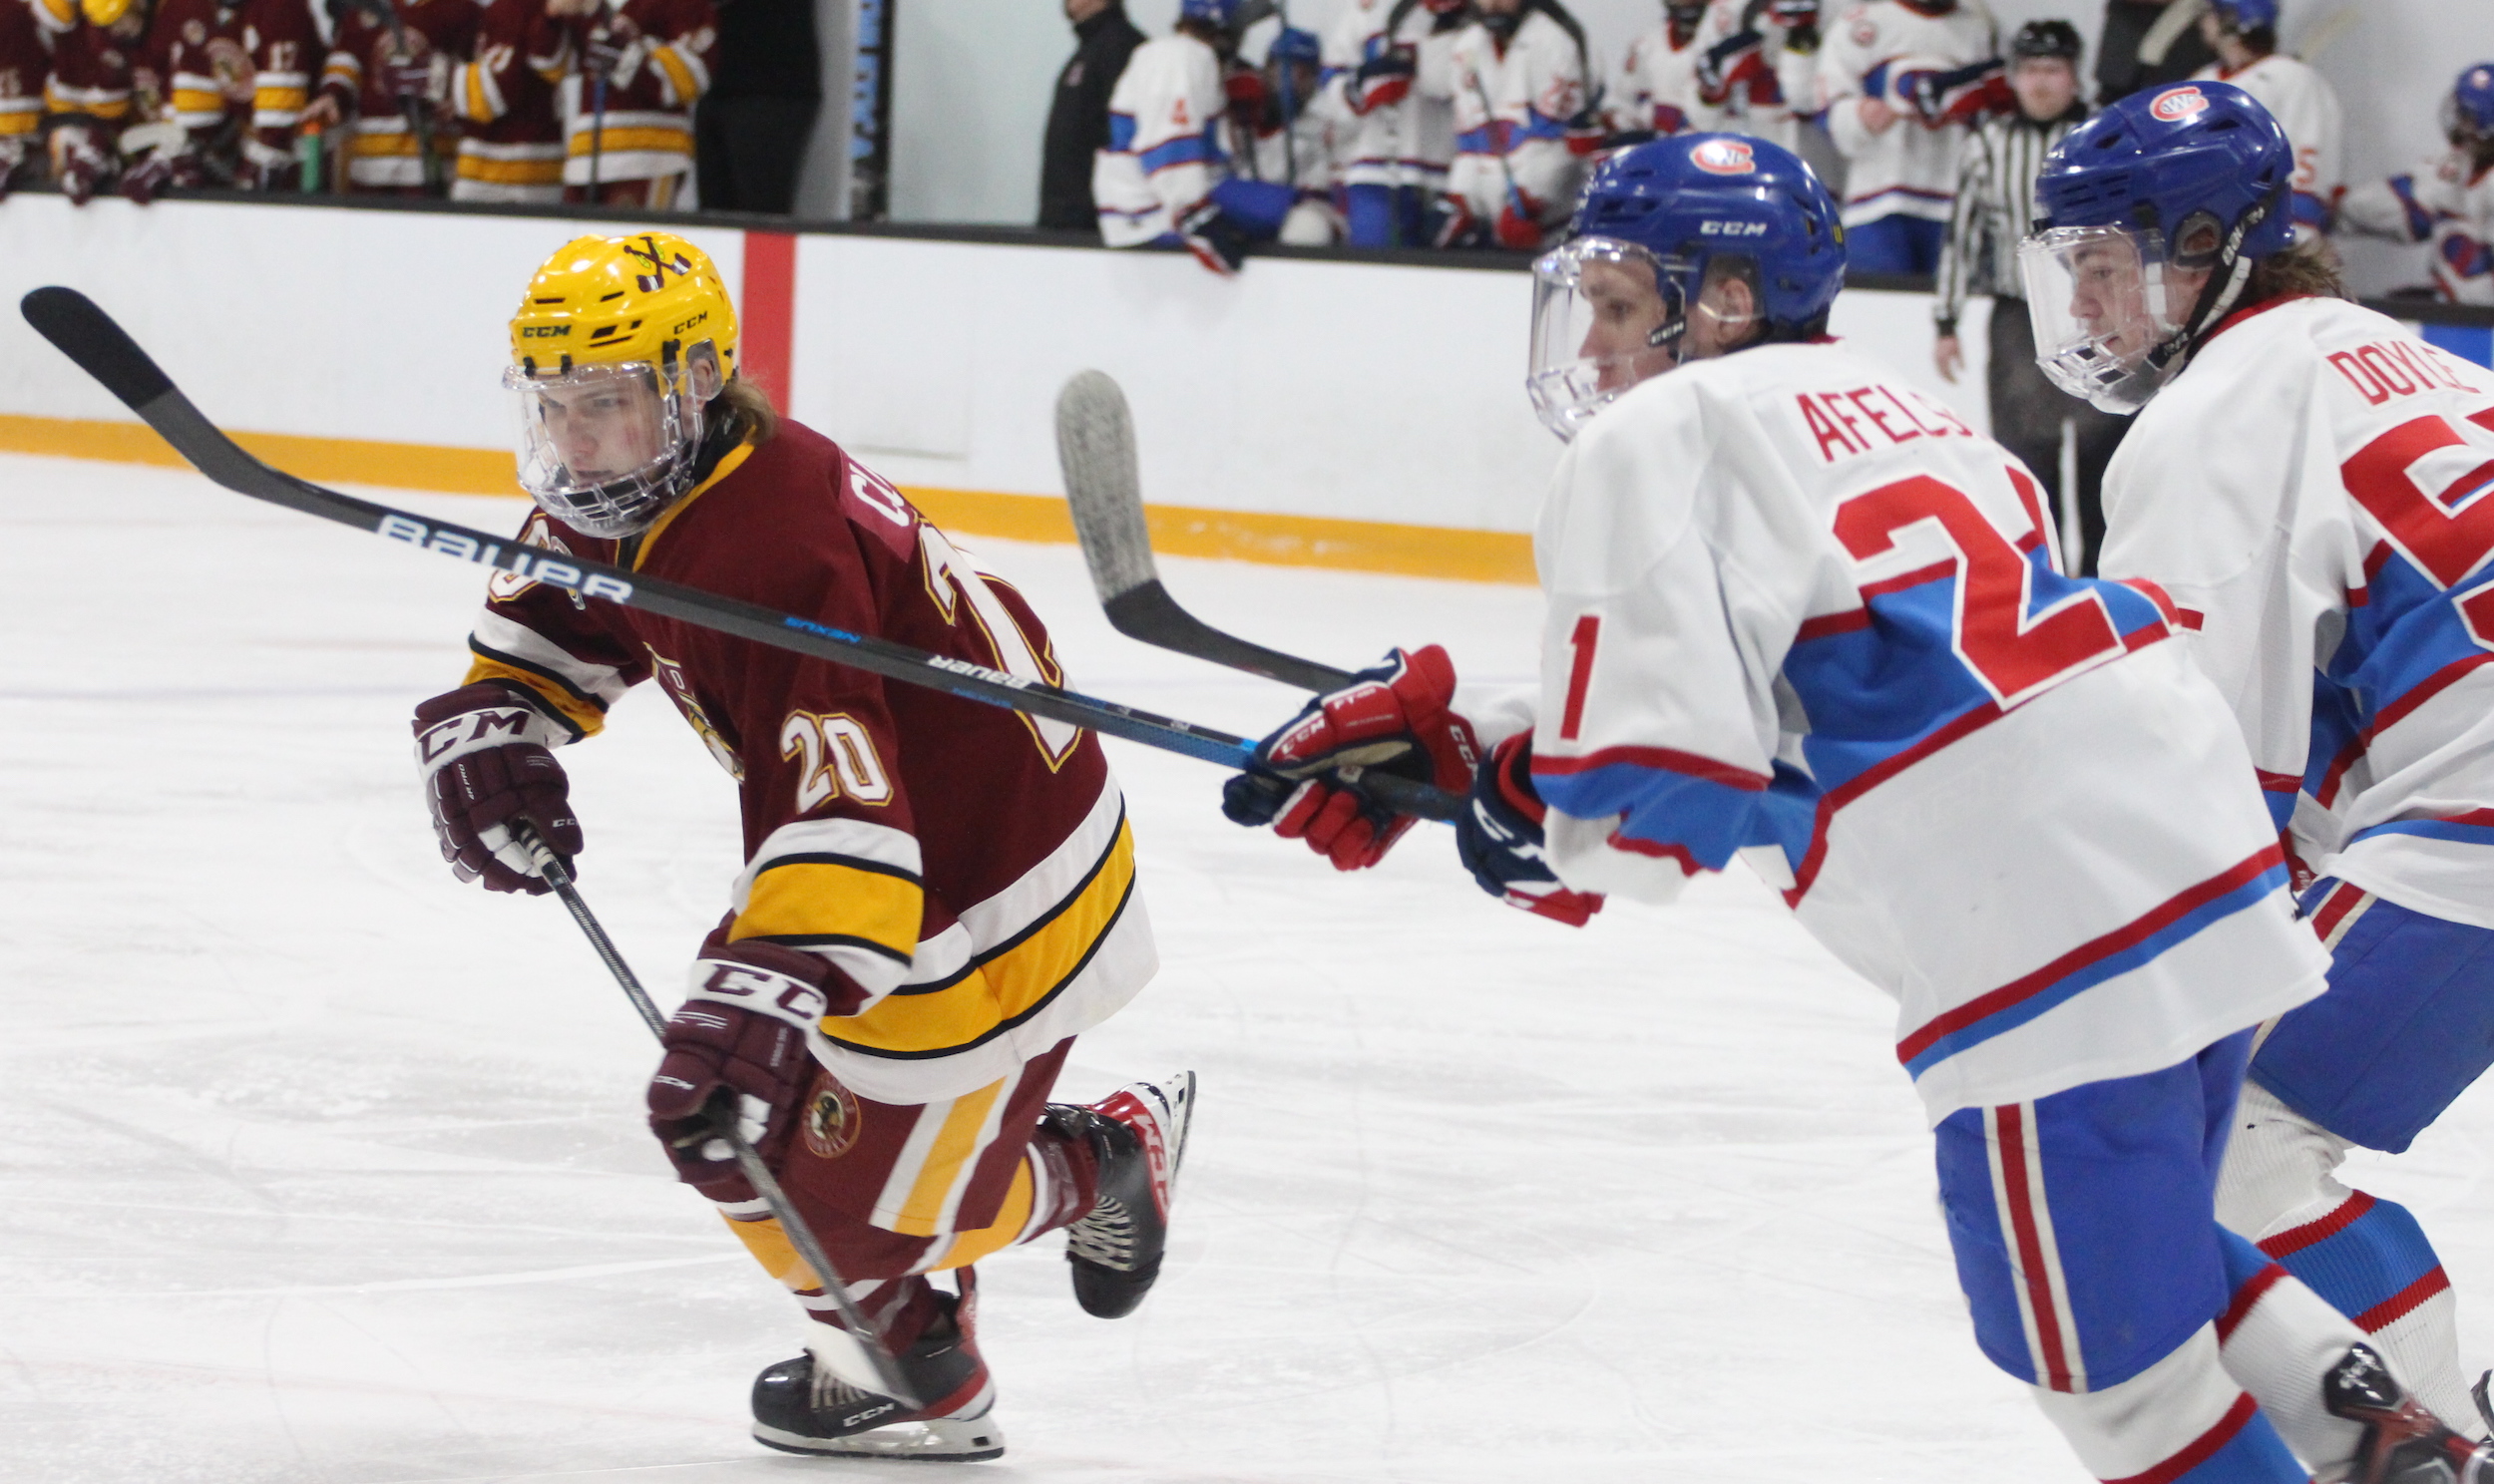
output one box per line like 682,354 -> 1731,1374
17,291 -> 1460,816
519,829 -> 926,1409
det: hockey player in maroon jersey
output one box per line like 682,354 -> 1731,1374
410,231 -> 1192,1461
136,0 -> 319,188
301,0 -> 471,191
0,0 -> 45,195
33,0 -> 145,201
445,0 -> 567,201
547,0 -> 710,205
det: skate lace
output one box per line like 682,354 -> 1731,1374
1068,1195 -> 1138,1270
810,1364 -> 880,1411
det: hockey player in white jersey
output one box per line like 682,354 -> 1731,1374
1226,131 -> 2494,1484
1224,27 -> 1341,245
1438,0 -> 1600,250
2193,0 -> 2340,240
2029,77 -> 2494,1445
1322,0 -> 1463,246
1092,0 -> 1295,274
1814,0 -> 2001,273
2340,63 -> 2494,306
1612,0 -> 1805,150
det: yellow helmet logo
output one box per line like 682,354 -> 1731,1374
509,232 -> 740,382
80,0 -> 134,26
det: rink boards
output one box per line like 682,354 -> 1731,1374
1,192 -> 2482,581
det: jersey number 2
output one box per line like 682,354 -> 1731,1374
1834,472 -> 2129,707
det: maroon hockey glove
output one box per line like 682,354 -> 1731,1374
647,937 -> 858,1203
1223,644 -> 1481,871
411,681 -> 582,896
1455,734 -> 1605,928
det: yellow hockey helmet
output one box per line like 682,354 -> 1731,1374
79,0 -> 134,27
504,233 -> 740,539
508,231 -> 739,379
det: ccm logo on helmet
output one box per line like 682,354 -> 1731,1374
1691,140 -> 1756,175
519,325 -> 570,338
1701,220 -> 1768,236
2151,86 -> 2211,122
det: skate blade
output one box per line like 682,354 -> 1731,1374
752,1410 -> 1006,1462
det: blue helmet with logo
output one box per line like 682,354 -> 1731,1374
2211,0 -> 2279,34
1180,0 -> 1241,28
2450,63 -> 2494,144
1526,134 -> 1846,439
2019,81 -> 2294,411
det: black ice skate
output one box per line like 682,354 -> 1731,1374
1046,1070 -> 1197,1319
749,1281 -> 1004,1461
2325,1343 -> 2494,1484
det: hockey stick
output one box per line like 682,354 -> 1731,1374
1053,371 -> 1357,694
16,289 -> 1458,822
516,828 -> 927,1410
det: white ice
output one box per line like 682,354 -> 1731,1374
5,450 -> 2493,1484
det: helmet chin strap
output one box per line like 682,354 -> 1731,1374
2140,200 -> 2268,389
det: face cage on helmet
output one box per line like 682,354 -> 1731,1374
2018,224 -> 2212,415
1526,237 -> 1688,443
504,361 -> 704,540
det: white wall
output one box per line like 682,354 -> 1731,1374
887,0 -> 2494,296
0,195 -> 1981,534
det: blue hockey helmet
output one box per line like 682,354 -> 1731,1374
1525,133 -> 1846,440
2209,0 -> 2279,34
2448,63 -> 2494,146
1180,0 -> 1241,27
1267,25 -> 1321,68
2018,81 -> 2294,412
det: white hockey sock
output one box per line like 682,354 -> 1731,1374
2216,1258 -> 2373,1474
2032,1324 -> 2298,1484
2218,1081 -> 2476,1434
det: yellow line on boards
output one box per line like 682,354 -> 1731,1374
0,414 -> 1536,586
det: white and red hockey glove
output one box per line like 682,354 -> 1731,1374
1349,43 -> 1418,114
1223,644 -> 1481,871
1455,734 -> 1605,927
412,681 -> 582,896
1494,189 -> 1547,250
648,936 -> 861,1203
1901,58 -> 2010,128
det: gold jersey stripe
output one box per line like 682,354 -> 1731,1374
825,820 -> 1136,1059
729,855 -> 922,962
650,45 -> 696,104
460,654 -> 608,737
566,125 -> 689,158
456,153 -> 564,186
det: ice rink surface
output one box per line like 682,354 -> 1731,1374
7,450 -> 2494,1484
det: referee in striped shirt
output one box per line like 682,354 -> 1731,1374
1932,19 -> 2130,574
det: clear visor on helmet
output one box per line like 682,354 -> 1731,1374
504,359 -> 703,540
2017,224 -> 2189,415
1526,236 -> 1686,442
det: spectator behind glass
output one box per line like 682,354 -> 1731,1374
1932,18 -> 2127,572
1039,0 -> 1144,229
2340,62 -> 2494,305
2095,0 -> 2214,104
695,0 -> 821,213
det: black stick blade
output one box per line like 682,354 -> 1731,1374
20,287 -> 176,410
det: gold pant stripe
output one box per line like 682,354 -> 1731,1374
567,126 -> 690,158
928,1160 -> 1035,1272
890,1080 -> 1005,1238
731,857 -> 922,961
823,823 -> 1134,1060
722,1211 -> 822,1293
461,655 -> 608,738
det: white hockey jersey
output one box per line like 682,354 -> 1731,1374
1443,9 -> 1596,228
1321,0 -> 1458,191
1612,1 -> 1800,150
1525,339 -> 2327,1121
2098,297 -> 2494,930
2195,53 -> 2342,239
2340,150 -> 2494,306
1093,32 -> 1226,247
1815,0 -> 1995,227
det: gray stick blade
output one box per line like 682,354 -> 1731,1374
1055,370 -> 1160,604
